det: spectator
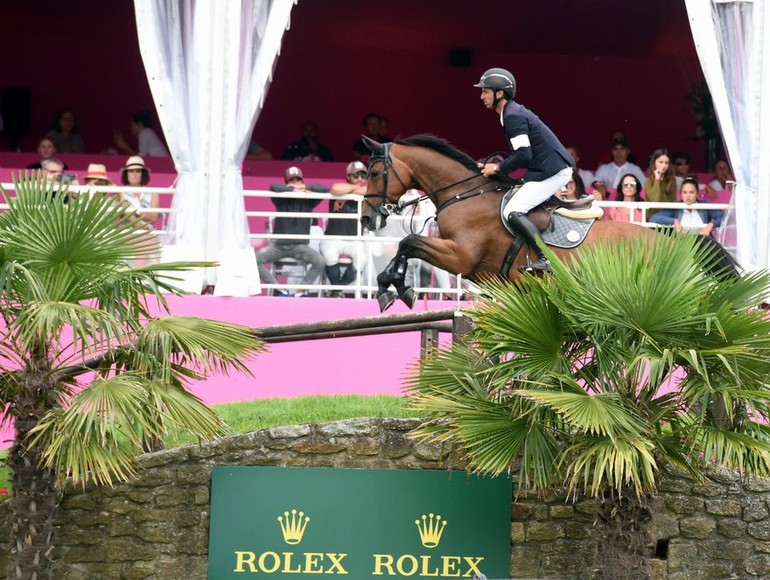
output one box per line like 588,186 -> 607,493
592,137 -> 646,198
605,173 -> 643,223
596,129 -> 637,166
83,163 -> 113,187
704,159 -> 733,199
46,109 -> 85,153
556,172 -> 588,201
113,110 -> 170,157
120,156 -> 158,224
282,121 -> 333,162
256,166 -> 327,297
671,150 -> 694,190
28,137 -> 68,170
40,157 -> 65,185
649,177 -> 723,236
321,160 -> 366,296
378,115 -> 393,142
566,146 -> 594,189
352,113 -> 386,163
644,148 -> 677,219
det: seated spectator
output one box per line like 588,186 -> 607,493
566,146 -> 593,189
352,113 -> 389,163
592,137 -> 645,198
83,163 -> 113,187
40,157 -> 65,185
256,167 -> 327,297
28,137 -> 68,170
282,122 -> 333,162
246,140 -> 273,160
704,159 -> 733,199
113,110 -> 170,157
119,155 -> 157,209
605,173 -> 643,223
671,150 -> 694,190
556,172 -> 588,201
46,109 -> 85,153
378,115 -> 394,142
649,177 -> 723,236
644,148 -> 677,219
321,161 -> 366,296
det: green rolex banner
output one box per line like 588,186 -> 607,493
208,466 -> 511,579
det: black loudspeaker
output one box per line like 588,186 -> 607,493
448,47 -> 473,67
1,87 -> 32,136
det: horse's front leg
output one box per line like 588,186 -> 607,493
376,234 -> 469,313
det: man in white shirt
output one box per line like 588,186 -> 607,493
592,138 -> 646,196
113,110 -> 170,157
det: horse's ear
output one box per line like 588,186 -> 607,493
362,134 -> 383,154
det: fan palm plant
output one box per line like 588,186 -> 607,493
0,174 -> 264,578
407,234 -> 770,579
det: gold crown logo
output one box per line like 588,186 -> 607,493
277,509 -> 310,545
415,513 -> 447,548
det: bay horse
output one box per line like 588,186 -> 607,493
360,134 -> 737,312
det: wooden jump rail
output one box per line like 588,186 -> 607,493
252,308 -> 473,357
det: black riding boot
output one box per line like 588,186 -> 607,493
506,212 -> 552,273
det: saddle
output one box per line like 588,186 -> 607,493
499,188 -> 602,278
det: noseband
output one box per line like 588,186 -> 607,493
364,143 -> 410,218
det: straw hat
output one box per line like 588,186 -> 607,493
120,155 -> 151,186
84,163 -> 112,184
121,156 -> 150,175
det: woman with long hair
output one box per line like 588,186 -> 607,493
644,148 -> 676,219
604,173 -> 643,223
46,109 -> 85,153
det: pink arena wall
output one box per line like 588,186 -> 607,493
0,296 -> 457,449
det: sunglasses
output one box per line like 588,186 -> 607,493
622,182 -> 637,188
350,172 -> 367,179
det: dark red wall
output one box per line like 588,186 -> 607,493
0,0 -> 709,172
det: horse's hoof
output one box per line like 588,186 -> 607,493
398,287 -> 416,309
378,291 -> 396,313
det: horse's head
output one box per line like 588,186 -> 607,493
360,136 -> 413,231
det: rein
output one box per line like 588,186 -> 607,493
365,144 -> 505,217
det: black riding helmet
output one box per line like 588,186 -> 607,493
473,68 -> 517,103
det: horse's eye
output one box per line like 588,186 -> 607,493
369,170 -> 380,179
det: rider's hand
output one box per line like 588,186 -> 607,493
482,163 -> 499,178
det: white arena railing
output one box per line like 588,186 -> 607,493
0,181 -> 733,300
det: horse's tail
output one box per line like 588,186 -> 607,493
692,234 -> 741,281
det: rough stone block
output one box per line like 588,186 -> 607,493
748,520 -> 770,540
664,495 -> 704,514
526,521 -> 565,542
653,513 -> 680,540
564,521 -> 591,540
745,553 -> 770,576
176,464 -> 213,485
679,515 -> 716,539
317,418 -> 378,436
549,504 -> 574,519
743,498 -> 770,522
657,477 -> 694,494
267,424 -> 312,439
574,498 -> 600,515
743,476 -> 770,492
509,545 -> 540,578
716,518 -> 747,538
691,482 -> 724,497
511,502 -> 533,521
510,522 -> 525,543
666,540 -> 699,571
704,498 -> 742,517
705,538 -> 752,560
648,557 -> 667,580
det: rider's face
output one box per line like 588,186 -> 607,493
480,88 -> 497,110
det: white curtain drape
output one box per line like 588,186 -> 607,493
132,0 -> 296,294
685,0 -> 770,270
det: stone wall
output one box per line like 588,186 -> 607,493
1,417 -> 769,579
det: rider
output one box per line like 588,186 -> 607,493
475,67 -> 573,273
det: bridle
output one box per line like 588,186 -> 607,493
364,143 -> 506,219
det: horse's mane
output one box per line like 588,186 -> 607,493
395,134 -> 516,185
